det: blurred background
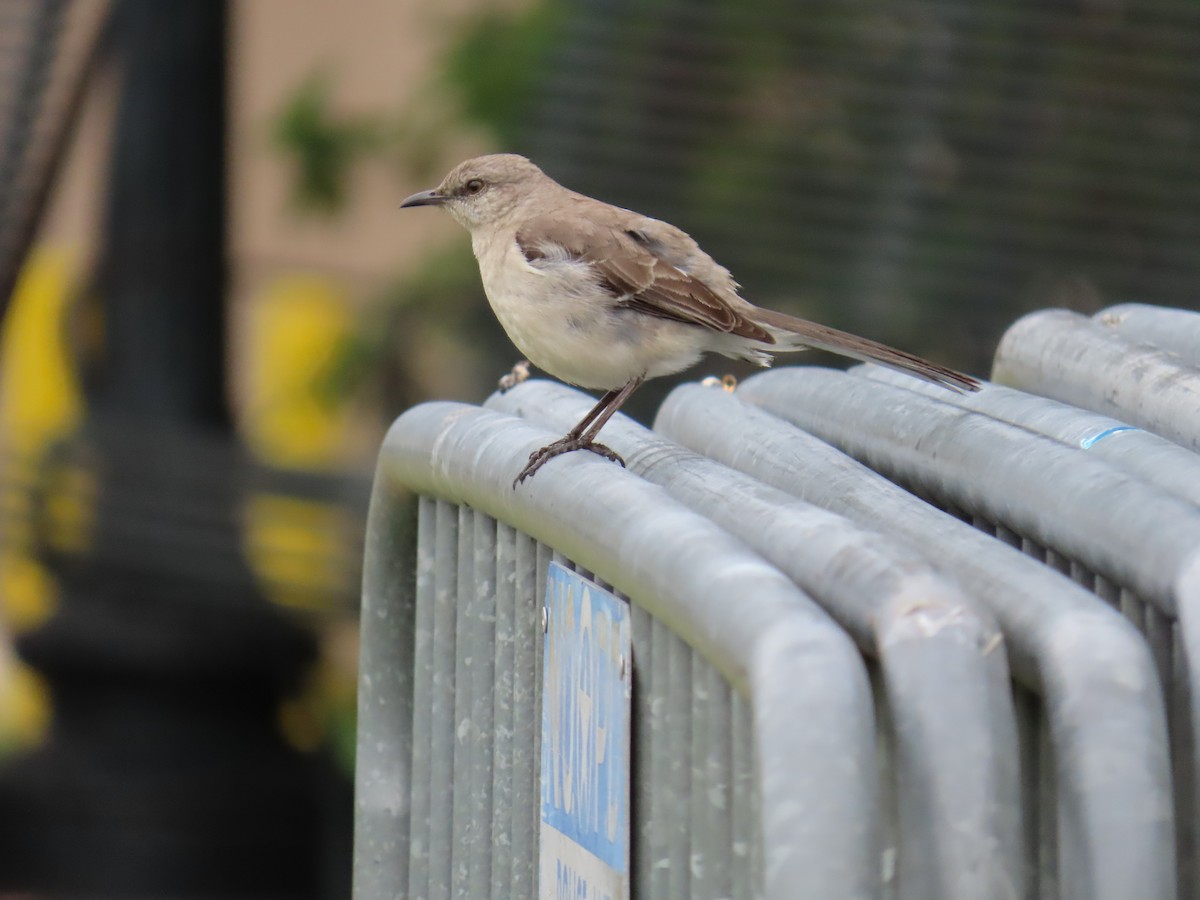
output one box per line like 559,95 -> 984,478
0,0 -> 1197,894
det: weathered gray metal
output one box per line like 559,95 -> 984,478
656,378 -> 1175,900
993,308 -> 1200,451
1096,303 -> 1200,367
358,311 -> 1196,900
848,362 -> 1200,895
355,400 -> 879,900
356,468 -> 416,899
854,363 -> 1200,509
739,367 -> 1200,614
488,380 -> 1022,900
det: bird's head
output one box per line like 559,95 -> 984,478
399,154 -> 550,231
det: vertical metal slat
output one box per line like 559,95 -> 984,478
406,496 -> 437,899
689,651 -> 711,897
510,531 -> 540,897
1038,703 -> 1059,899
729,688 -> 753,900
468,511 -> 497,897
694,655 -> 733,900
1172,620 -> 1196,900
449,505 -> 476,896
649,615 -> 672,898
354,481 -> 418,899
667,628 -> 694,900
631,602 -> 654,895
427,499 -> 460,900
871,662 -> 897,900
490,520 -> 517,900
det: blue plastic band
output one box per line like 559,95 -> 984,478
1080,425 -> 1139,449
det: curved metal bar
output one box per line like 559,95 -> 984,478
359,400 -> 879,900
487,379 -> 1022,900
1096,303 -> 1200,368
656,379 -> 1175,900
853,364 -> 1200,509
740,367 -> 1200,612
852,361 -> 1200,897
993,308 -> 1200,452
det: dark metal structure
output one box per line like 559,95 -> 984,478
0,2 -> 355,895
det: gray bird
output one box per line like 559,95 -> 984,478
401,154 -> 979,485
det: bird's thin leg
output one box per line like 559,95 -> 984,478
514,377 -> 644,486
562,386 -> 623,440
578,376 -> 643,443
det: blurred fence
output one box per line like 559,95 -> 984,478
0,0 -> 108,317
356,304 -> 1200,899
522,0 -> 1200,372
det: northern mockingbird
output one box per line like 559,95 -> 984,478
401,154 -> 979,485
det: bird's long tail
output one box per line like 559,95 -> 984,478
752,308 -> 981,393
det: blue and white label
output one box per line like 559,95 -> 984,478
539,562 -> 631,900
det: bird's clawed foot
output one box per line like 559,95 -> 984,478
498,359 -> 532,393
513,436 -> 625,487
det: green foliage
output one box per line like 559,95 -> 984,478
439,2 -> 563,148
270,3 -> 562,216
284,2 -> 566,405
319,241 -> 485,407
271,72 -> 384,215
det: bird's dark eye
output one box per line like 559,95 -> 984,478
465,178 -> 485,195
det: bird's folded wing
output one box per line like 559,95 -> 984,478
516,214 -> 774,344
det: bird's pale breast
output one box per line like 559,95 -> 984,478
472,232 -> 708,389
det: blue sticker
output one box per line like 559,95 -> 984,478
1080,425 -> 1139,449
540,562 -> 631,877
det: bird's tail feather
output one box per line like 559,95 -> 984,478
753,308 -> 980,393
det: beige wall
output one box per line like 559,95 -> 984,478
31,0 -> 506,439
39,0 -> 495,280
229,0 -> 488,300
31,0 -> 118,272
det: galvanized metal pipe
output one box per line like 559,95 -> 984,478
993,308 -> 1200,452
850,363 -> 1200,891
508,526 -> 540,898
488,380 -> 1023,900
489,520 -> 516,900
657,380 -> 1175,900
853,364 -> 1200,509
429,500 -> 459,900
353,484 -> 418,900
1096,303 -> 1200,367
369,400 -> 880,899
449,505 -> 475,897
739,367 -> 1200,615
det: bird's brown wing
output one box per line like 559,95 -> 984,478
516,211 -> 774,344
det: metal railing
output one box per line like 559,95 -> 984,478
656,377 -> 1174,900
855,364 -> 1200,509
357,304 -> 1200,899
993,308 -> 1200,452
487,382 -> 1023,899
356,401 -> 878,899
733,360 -> 1198,899
1096,303 -> 1200,369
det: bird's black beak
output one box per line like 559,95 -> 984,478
399,189 -> 447,209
